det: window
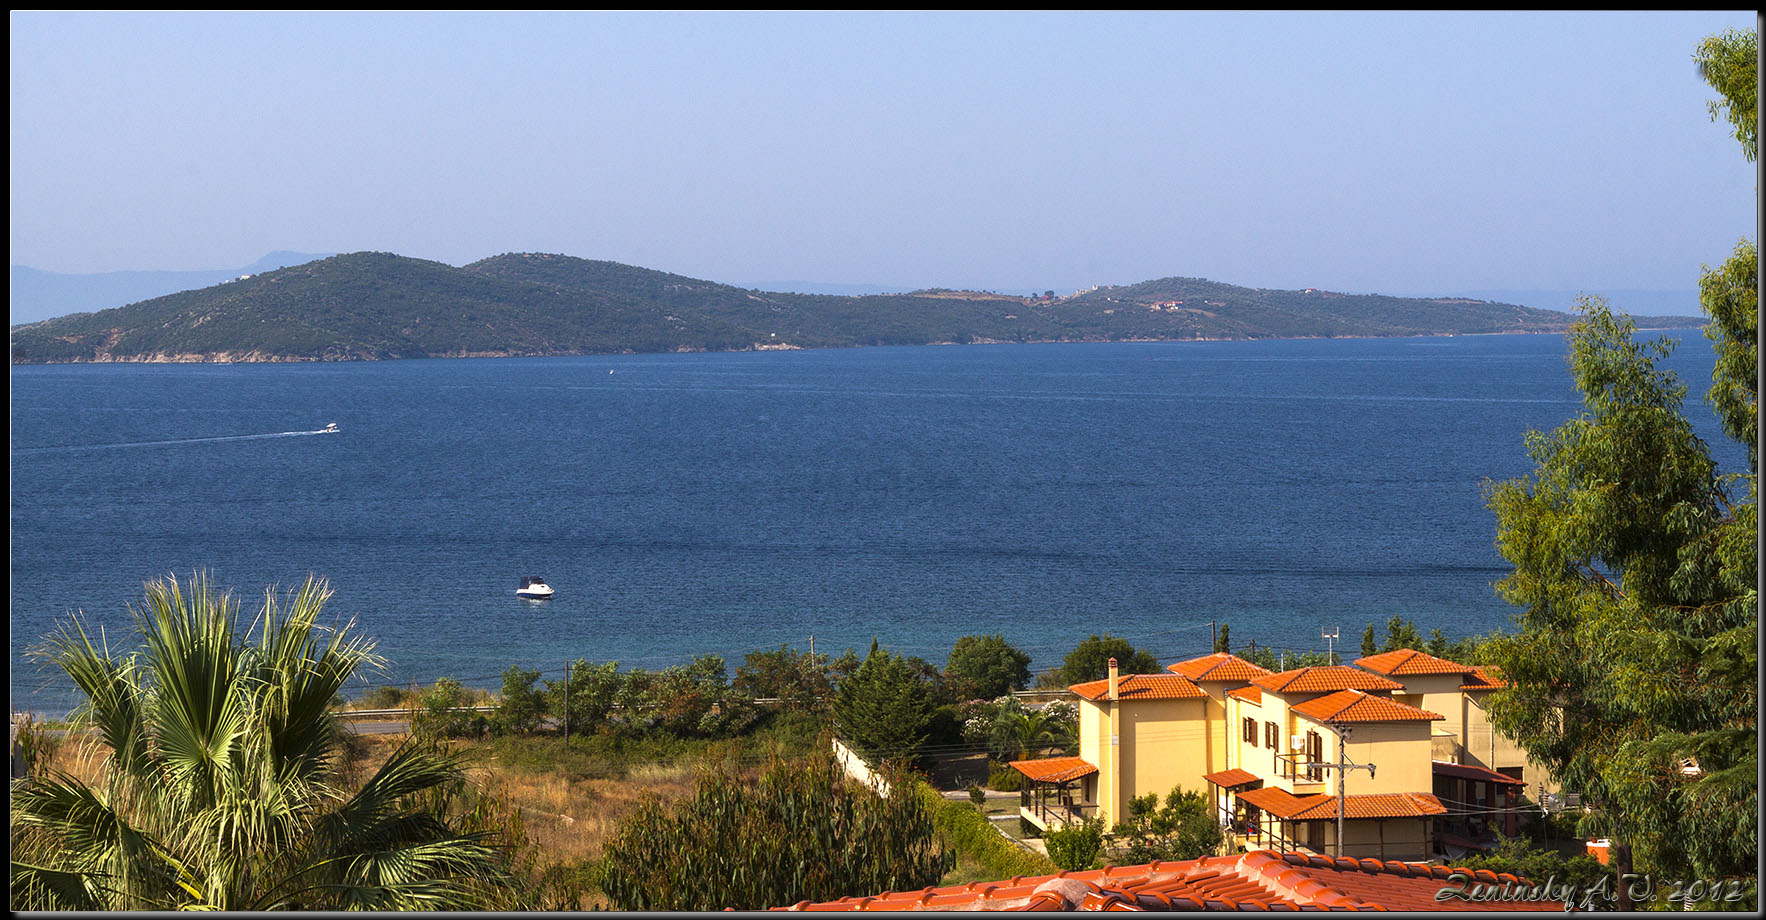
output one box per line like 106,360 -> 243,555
1305,731 -> 1324,782
1264,721 -> 1278,750
1242,717 -> 1257,743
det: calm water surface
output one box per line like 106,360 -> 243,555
10,335 -> 1742,714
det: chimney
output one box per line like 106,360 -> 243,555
1108,657 -> 1119,701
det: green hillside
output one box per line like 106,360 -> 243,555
9,251 -> 1610,364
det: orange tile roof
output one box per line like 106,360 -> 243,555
1009,756 -> 1098,784
1460,665 -> 1506,690
1201,768 -> 1262,789
1433,760 -> 1527,787
1249,665 -> 1404,695
1355,648 -> 1476,676
772,848 -> 1561,911
1290,689 -> 1444,724
1225,685 -> 1262,705
1070,673 -> 1206,702
1238,787 -> 1447,821
1165,652 -> 1273,682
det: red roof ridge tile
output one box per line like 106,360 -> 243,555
1070,672 -> 1207,701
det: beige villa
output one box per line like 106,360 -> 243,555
1011,648 -> 1544,861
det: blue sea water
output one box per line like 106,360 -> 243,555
9,334 -> 1745,715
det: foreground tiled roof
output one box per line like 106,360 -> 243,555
1250,665 -> 1405,695
1010,756 -> 1098,783
1238,787 -> 1448,820
1460,665 -> 1506,690
1290,688 -> 1445,724
1225,684 -> 1262,705
1433,760 -> 1527,787
1354,648 -> 1476,676
1070,673 -> 1207,702
1166,652 -> 1274,682
771,849 -> 1561,911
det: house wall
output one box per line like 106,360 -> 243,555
1335,720 -> 1434,796
1080,695 -> 1209,825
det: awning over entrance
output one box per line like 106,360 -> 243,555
1203,768 -> 1263,789
1009,756 -> 1097,784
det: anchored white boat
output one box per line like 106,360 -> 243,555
516,576 -> 554,600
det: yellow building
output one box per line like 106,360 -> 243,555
1008,649 -> 1538,861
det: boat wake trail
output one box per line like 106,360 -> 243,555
15,429 -> 333,456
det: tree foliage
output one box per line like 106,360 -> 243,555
596,751 -> 953,910
1045,819 -> 1105,871
1483,291 -> 1756,882
1055,634 -> 1161,685
833,644 -> 939,764
734,643 -> 834,710
1482,33 -> 1760,890
9,574 -> 510,910
1107,786 -> 1222,865
945,633 -> 1032,700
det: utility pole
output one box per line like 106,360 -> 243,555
810,635 -> 815,658
1322,627 -> 1340,665
1307,722 -> 1375,858
1210,620 -> 1217,653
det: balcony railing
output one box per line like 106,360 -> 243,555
1274,751 -> 1324,782
1020,800 -> 1099,832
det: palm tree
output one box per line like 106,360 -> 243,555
10,573 -> 512,910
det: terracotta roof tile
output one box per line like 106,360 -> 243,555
1355,648 -> 1477,676
1249,665 -> 1405,695
1225,685 -> 1262,705
1010,756 -> 1099,783
1070,673 -> 1206,702
1165,652 -> 1274,682
1290,688 -> 1444,723
1236,787 -> 1447,820
1433,760 -> 1527,786
772,848 -> 1562,911
1460,665 -> 1506,690
1202,768 -> 1263,789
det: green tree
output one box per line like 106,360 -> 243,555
1360,622 -> 1377,658
833,645 -> 938,764
1215,623 -> 1232,654
734,644 -> 833,709
1045,819 -> 1105,871
546,659 -> 621,735
1055,634 -> 1161,685
9,574 -> 509,910
1108,786 -> 1222,864
945,633 -> 1032,700
597,751 -> 953,910
1481,35 -> 1757,905
1484,300 -> 1757,899
493,665 -> 547,735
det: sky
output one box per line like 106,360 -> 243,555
9,11 -> 1759,297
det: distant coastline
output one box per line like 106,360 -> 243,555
9,251 -> 1707,365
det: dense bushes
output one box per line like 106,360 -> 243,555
598,751 -> 953,910
915,783 -> 1056,880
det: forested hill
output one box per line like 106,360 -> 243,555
8,251 -> 1662,364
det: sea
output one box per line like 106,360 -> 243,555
9,333 -> 1747,716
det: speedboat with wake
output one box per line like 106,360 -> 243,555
320,422 -> 339,433
516,576 -> 554,599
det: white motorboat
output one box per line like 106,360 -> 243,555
320,422 -> 339,433
516,576 -> 554,599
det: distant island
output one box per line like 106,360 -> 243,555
7,251 -> 1707,364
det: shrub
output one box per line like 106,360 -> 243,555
1046,819 -> 1105,871
598,751 -> 952,910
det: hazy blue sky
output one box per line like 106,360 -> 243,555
10,11 -> 1758,295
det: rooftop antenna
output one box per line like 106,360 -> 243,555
1322,626 -> 1340,665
